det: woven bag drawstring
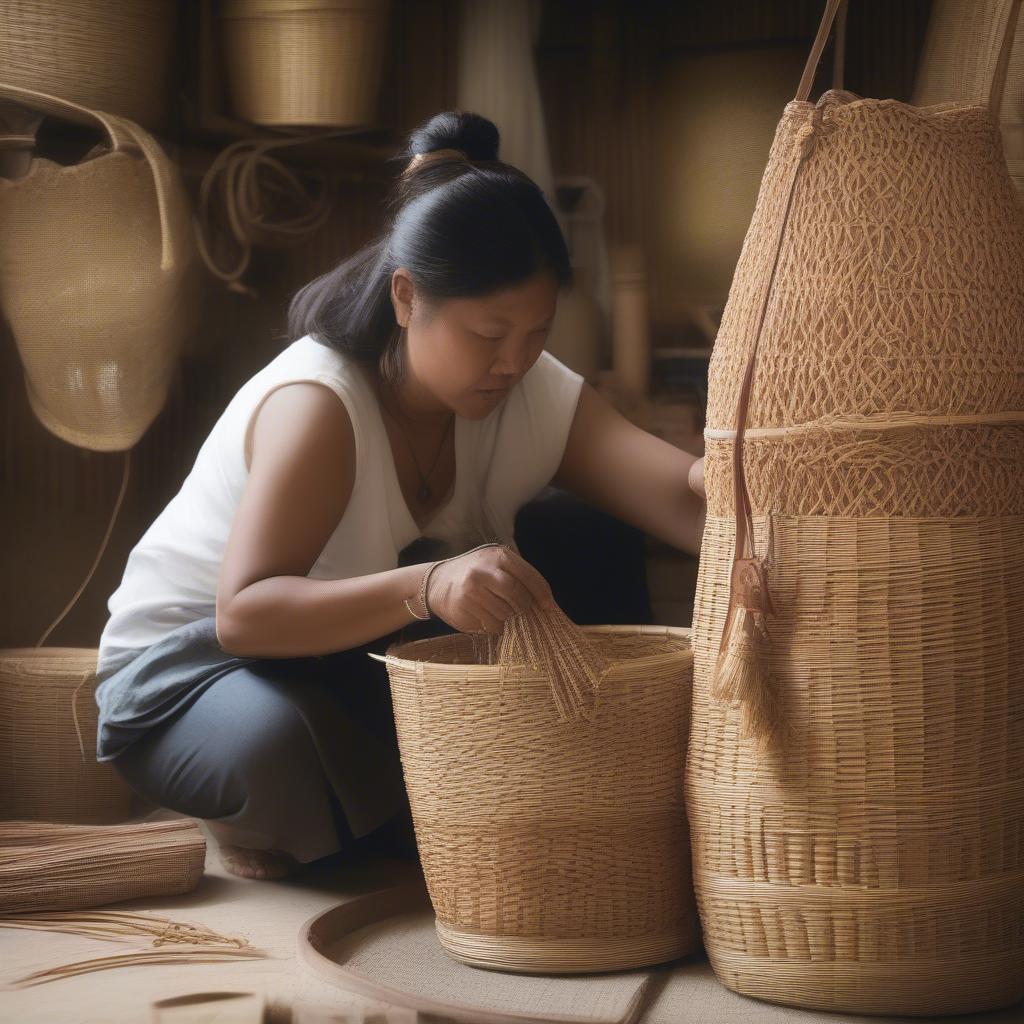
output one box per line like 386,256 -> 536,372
710,104 -> 825,749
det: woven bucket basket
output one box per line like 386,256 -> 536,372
369,624 -> 700,974
686,0 -> 1024,1015
0,0 -> 178,131
219,0 -> 392,128
0,649 -> 133,825
0,82 -> 197,452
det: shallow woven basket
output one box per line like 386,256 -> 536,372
369,625 -> 700,974
0,82 -> 198,452
0,648 -> 132,825
687,0 -> 1024,1016
219,0 -> 392,127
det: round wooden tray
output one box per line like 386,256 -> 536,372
297,880 -> 657,1024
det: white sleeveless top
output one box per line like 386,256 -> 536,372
95,334 -> 584,677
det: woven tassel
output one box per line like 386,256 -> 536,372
711,608 -> 762,704
711,555 -> 784,750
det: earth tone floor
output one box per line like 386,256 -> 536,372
2,812 -> 1022,1024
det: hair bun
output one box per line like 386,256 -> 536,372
407,110 -> 500,163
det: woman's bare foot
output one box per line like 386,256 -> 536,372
218,844 -> 298,880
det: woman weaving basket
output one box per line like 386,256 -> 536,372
93,111 -> 708,880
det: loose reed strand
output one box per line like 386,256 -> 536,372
5,947 -> 266,989
0,909 -> 251,949
496,602 -> 610,720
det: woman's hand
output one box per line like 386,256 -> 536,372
688,456 -> 706,500
426,543 -> 556,634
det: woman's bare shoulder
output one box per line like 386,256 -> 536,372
219,381 -> 357,614
246,380 -> 356,475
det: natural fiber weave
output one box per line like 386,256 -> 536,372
703,425 -> 1024,517
0,0 -> 177,130
0,82 -> 198,452
913,0 -> 1024,205
494,601 -> 611,721
219,0 -> 391,127
688,0 -> 1024,1014
370,624 -> 699,974
689,515 -> 1024,1014
0,819 -> 206,915
0,648 -> 132,825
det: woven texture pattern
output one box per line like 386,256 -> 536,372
220,0 -> 391,127
0,83 -> 197,452
913,0 -> 1024,205
689,515 -> 1024,1014
704,96 -> 1024,432
704,425 -> 1024,517
0,648 -> 132,824
689,11 -> 1024,1013
0,0 -> 177,130
378,626 -> 699,974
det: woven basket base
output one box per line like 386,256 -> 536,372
708,947 -> 1024,1017
435,917 -> 701,974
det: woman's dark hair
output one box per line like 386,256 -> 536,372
286,110 -> 572,385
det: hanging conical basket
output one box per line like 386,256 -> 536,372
686,0 -> 1024,1016
369,624 -> 699,974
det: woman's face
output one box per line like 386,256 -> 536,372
392,269 -> 559,420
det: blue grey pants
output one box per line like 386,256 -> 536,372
103,614 -> 455,863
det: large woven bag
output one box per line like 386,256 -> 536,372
0,82 -> 197,452
370,624 -> 699,974
686,0 -> 1024,1015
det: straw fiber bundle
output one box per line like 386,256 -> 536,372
370,612 -> 699,974
0,819 -> 206,916
0,0 -> 177,131
687,0 -> 1024,1015
219,0 -> 392,128
0,82 -> 197,452
0,648 -> 132,825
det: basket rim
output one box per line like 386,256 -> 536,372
368,623 -> 693,671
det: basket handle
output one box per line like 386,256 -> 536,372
795,0 -> 1022,111
0,82 -> 181,271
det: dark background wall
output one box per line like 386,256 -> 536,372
0,0 -> 932,650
